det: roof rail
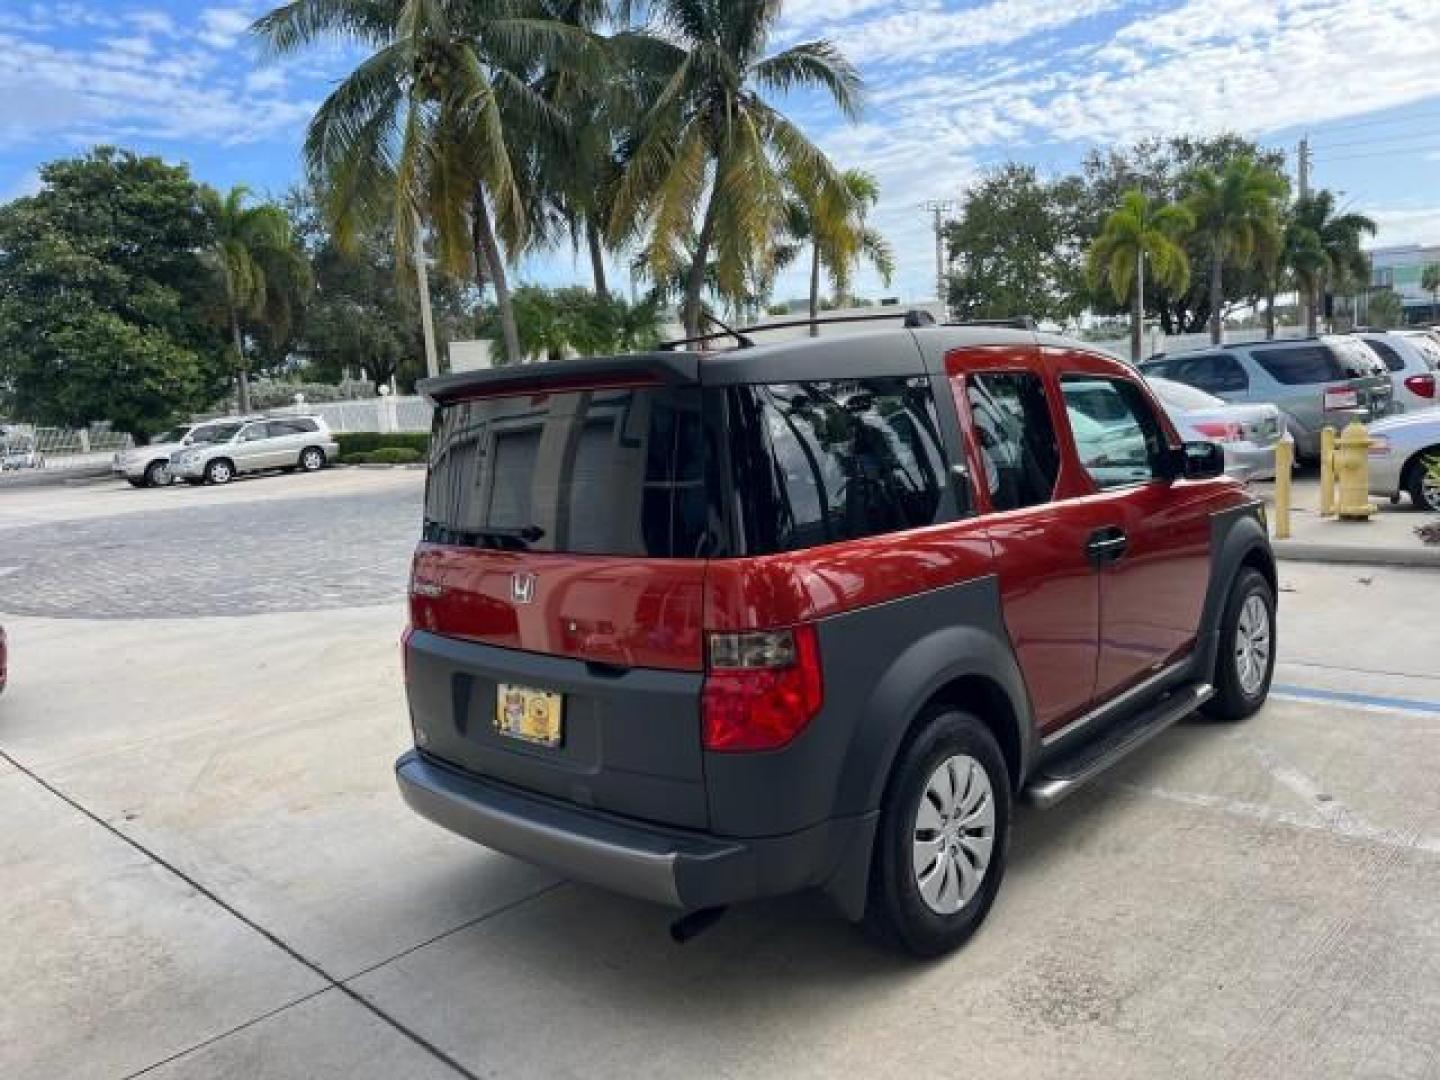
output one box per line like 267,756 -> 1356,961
657,307 -> 944,351
945,317 -> 1037,330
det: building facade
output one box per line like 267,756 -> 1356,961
1369,244 -> 1440,322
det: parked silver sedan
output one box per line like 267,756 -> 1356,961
1367,410 -> 1440,512
1146,377 -> 1284,481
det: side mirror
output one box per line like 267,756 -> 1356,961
1172,440 -> 1225,481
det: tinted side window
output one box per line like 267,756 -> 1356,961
240,425 -> 269,441
1061,376 -> 1168,489
724,377 -> 949,554
267,421 -> 299,437
1364,339 -> 1405,373
965,372 -> 1060,511
1254,346 -> 1344,384
1173,353 -> 1249,393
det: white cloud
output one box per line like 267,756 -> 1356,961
128,10 -> 179,38
197,7 -> 256,51
1369,207 -> 1440,247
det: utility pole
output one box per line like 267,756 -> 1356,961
1297,135 -> 1311,200
412,210 -> 440,379
922,200 -> 956,304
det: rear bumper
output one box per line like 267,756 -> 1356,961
396,749 -> 871,911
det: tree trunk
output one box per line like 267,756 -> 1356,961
1305,279 -> 1319,336
809,242 -> 822,338
231,306 -> 251,414
1208,242 -> 1224,345
586,221 -> 609,300
1129,247 -> 1145,365
683,189 -> 721,339
473,189 -> 522,365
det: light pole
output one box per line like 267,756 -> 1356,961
922,200 -> 956,304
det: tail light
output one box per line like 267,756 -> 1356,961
1191,420 -> 1244,443
1404,374 -> 1437,399
702,626 -> 823,751
1323,386 -> 1359,411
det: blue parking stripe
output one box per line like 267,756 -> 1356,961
1271,683 -> 1440,717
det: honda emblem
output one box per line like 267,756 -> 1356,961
511,572 -> 537,605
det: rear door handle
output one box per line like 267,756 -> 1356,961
1085,527 -> 1128,565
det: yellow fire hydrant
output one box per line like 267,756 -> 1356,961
1335,421 -> 1376,521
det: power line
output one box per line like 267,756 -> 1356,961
1299,103 -> 1440,134
1312,126 -> 1440,152
1316,142 -> 1440,164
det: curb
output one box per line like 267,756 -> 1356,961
1273,539 -> 1440,568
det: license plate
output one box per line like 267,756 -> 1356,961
495,684 -> 564,747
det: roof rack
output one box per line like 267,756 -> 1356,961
658,307 -> 952,351
946,316 -> 1037,330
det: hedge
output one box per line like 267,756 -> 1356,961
335,432 -> 430,456
341,447 -> 424,465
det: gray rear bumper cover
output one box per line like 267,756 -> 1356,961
396,750 -> 868,911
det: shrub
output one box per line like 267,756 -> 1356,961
341,447 -> 423,465
335,432 -> 430,457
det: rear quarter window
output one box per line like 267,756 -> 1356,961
1252,345 -> 1345,385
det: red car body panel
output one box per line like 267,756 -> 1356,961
410,545 -> 707,672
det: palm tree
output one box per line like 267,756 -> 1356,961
1088,189 -> 1192,364
610,1 -> 862,338
1185,157 -> 1287,344
1421,262 -> 1440,322
1286,190 -> 1375,335
784,168 -> 894,334
252,0 -> 592,366
204,185 -> 310,413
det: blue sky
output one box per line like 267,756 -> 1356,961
3,0 -> 1439,303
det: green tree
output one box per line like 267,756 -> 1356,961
1367,288 -> 1404,329
203,185 -> 310,413
253,0 -> 591,366
485,285 -> 661,361
1079,135 -> 1288,334
286,186 -> 479,390
610,1 -> 862,337
1288,191 -> 1375,335
0,148 -> 228,439
1184,157 -> 1287,344
1087,189 -> 1192,364
1424,263 -> 1440,321
783,168 -> 893,334
944,164 -> 1087,323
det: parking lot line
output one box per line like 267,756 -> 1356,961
1270,683 -> 1440,718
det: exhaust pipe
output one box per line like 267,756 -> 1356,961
669,905 -> 728,944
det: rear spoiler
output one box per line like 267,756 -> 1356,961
419,354 -> 702,404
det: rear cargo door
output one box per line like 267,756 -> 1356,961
407,380 -> 718,828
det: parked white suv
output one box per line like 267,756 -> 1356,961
171,416 -> 339,485
113,420 -> 255,488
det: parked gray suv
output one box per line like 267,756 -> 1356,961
1141,336 -> 1394,462
170,416 -> 338,485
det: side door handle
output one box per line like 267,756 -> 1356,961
1085,527 -> 1128,566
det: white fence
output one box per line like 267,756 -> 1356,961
259,394 -> 432,434
1,424 -> 133,477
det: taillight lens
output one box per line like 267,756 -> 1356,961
1323,386 -> 1359,411
1405,374 -> 1437,399
702,626 -> 823,752
1191,420 -> 1244,443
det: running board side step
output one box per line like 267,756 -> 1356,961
1024,682 -> 1214,809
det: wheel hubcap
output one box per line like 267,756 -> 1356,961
305,452 -> 320,469
1235,593 -> 1271,697
213,464 -> 230,482
1422,467 -> 1440,512
912,754 -> 995,915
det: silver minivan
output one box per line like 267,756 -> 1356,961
170,416 -> 339,485
1140,336 -> 1394,462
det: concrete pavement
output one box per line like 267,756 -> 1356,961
1252,473 -> 1440,567
3,473 -> 1440,1078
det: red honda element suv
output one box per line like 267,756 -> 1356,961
397,318 -> 1276,956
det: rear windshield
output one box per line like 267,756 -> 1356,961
1253,345 -> 1346,385
1362,337 -> 1405,372
1329,337 -> 1386,377
423,377 -> 951,558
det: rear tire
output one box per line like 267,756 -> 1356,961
1204,568 -> 1275,722
298,446 -> 326,472
126,477 -> 147,488
1404,448 -> 1440,512
864,708 -> 1010,957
